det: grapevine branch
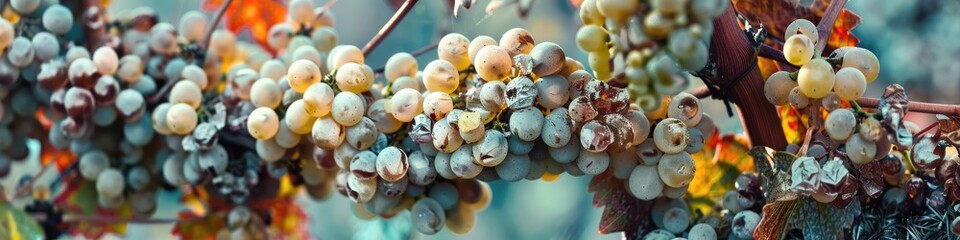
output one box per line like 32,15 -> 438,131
362,0 -> 420,56
703,6 -> 787,150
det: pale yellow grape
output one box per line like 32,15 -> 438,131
499,28 -> 535,57
596,0 -> 637,23
388,88 -> 423,122
474,45 -> 512,81
249,78 -> 282,108
841,48 -> 880,83
288,0 -> 316,25
311,27 -> 338,52
166,103 -> 198,135
589,50 -> 611,81
438,33 -> 472,71
384,52 -> 418,83
275,120 -> 301,148
292,45 -> 324,68
152,103 -> 173,135
579,0 -> 604,26
302,83 -> 335,117
331,92 -> 365,126
287,60 -> 322,93
209,30 -> 237,59
247,107 -> 280,140
423,92 -> 454,120
576,25 -> 607,52
335,62 -> 372,93
259,60 -> 286,81
797,58 -> 834,98
168,81 -> 203,109
285,100 -> 317,134
833,67 -> 866,101
368,99 -> 404,133
825,109 -> 856,141
468,35 -> 497,63
764,71 -> 798,105
92,46 -> 119,75
783,34 -> 814,66
422,60 -> 460,93
651,0 -> 684,16
327,45 -> 364,70
391,76 -> 421,94
644,12 -> 674,40
313,7 -> 336,27
785,19 -> 818,44
178,11 -> 207,42
267,23 -> 294,50
180,65 -> 208,89
256,139 -> 285,162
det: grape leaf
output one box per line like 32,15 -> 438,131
779,106 -> 807,145
588,171 -> 654,239
733,0 -> 861,50
754,197 -> 861,240
171,211 -> 226,240
53,176 -> 133,238
202,0 -> 287,51
937,114 -> 960,148
749,147 -> 798,202
0,201 -> 45,239
687,133 -> 755,214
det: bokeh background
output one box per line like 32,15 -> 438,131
13,0 -> 946,239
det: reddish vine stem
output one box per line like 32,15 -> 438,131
13,153 -> 58,198
362,0 -> 420,56
814,0 -> 849,56
202,0 -> 235,49
856,97 -> 960,116
913,122 -> 940,139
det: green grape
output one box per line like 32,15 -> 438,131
841,47 -> 880,83
575,25 -> 607,54
785,19 -> 818,45
764,71 -> 798,105
797,58 -> 835,98
783,34 -> 814,66
579,0 -> 604,26
833,67 -> 866,101
596,0 -> 637,23
588,50 -> 611,81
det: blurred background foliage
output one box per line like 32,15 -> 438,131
104,0 -> 960,239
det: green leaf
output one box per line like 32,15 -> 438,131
0,202 -> 45,240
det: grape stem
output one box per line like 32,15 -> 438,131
362,0 -> 420,57
814,0 -> 849,57
13,151 -> 60,199
913,122 -> 940,139
201,0 -> 235,49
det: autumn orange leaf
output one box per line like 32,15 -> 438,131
202,0 -> 287,50
687,132 -> 755,215
732,0 -> 861,51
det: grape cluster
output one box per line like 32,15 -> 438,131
216,206 -> 270,239
764,19 -> 880,109
577,0 -> 726,112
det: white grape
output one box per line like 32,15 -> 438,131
474,46 -> 512,81
384,52 -> 418,83
250,78 -> 282,109
468,35 -> 498,63
764,71 -> 798,105
846,134 -> 877,165
285,100 -> 317,134
178,11 -> 208,42
422,60 -> 460,94
312,117 -> 345,150
783,34 -> 815,66
166,103 -> 198,135
833,67 -> 866,101
256,139 -> 285,162
80,150 -> 110,180
327,45 -> 364,70
287,60 -> 322,93
332,92 -> 365,126
388,88 -> 423,122
268,23 -> 295,50
97,169 -> 125,199
575,25 -> 607,52
499,28 -> 535,57
825,109 -> 856,141
248,107 -> 280,140
31,32 -> 59,62
168,81 -> 203,109
260,60 -> 287,81
841,47 -> 880,83
335,62 -> 373,93
628,165 -> 663,200
311,27 -> 338,52
438,33 -> 472,70
42,4 -> 74,35
797,58 -> 835,98
302,83 -> 335,117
